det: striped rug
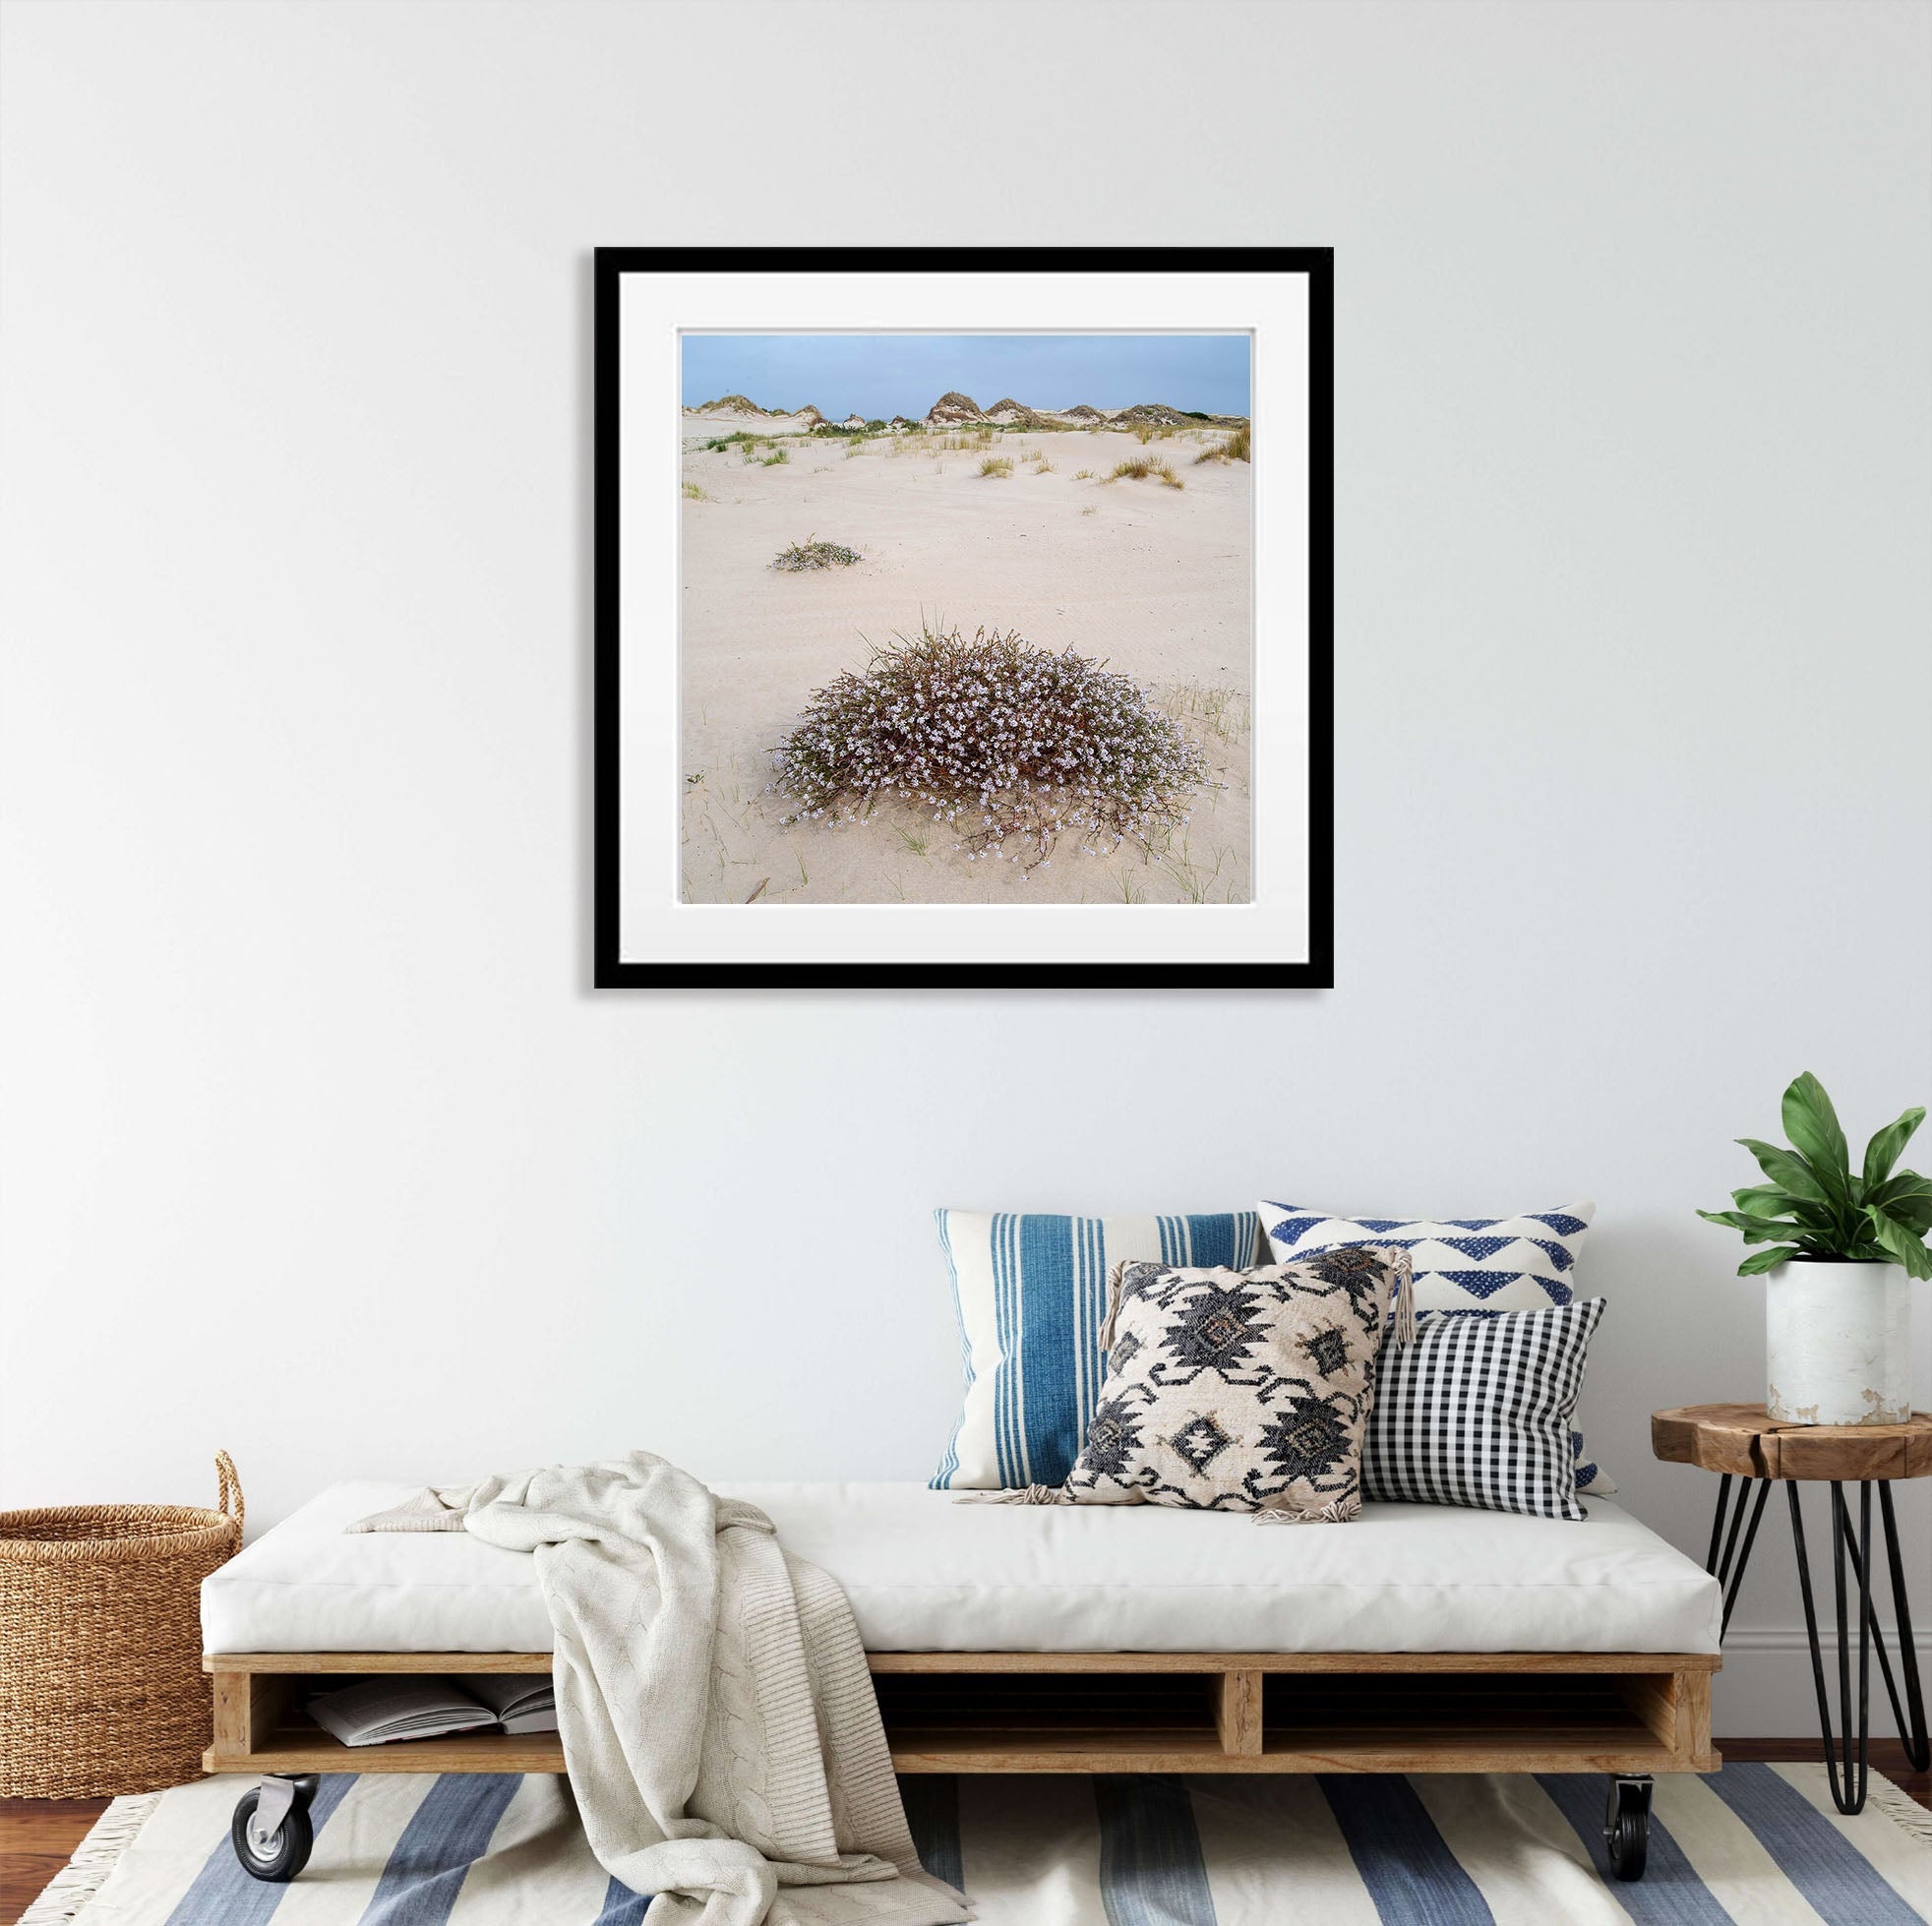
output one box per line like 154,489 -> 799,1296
24,1766 -> 1932,1924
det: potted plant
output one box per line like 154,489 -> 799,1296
1699,1072 -> 1931,1426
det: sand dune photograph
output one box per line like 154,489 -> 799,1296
676,331 -> 1254,908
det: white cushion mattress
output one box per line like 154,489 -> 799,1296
201,1480 -> 1721,1656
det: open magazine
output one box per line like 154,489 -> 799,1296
307,1674 -> 559,1747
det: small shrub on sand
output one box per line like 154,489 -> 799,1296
771,535 -> 860,572
1195,422 -> 1251,464
682,481 -> 709,501
1074,468 -> 1095,480
1109,456 -> 1182,490
760,449 -> 789,466
1080,505 -> 1098,515
765,622 -> 1212,870
1032,456 -> 1057,474
980,455 -> 1013,478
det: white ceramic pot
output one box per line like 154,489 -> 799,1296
1766,1260 -> 1912,1425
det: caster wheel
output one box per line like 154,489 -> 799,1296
1604,1776 -> 1652,1883
231,1786 -> 315,1882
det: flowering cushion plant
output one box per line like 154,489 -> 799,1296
767,622 -> 1213,873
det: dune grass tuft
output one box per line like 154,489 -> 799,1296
771,535 -> 861,572
1109,455 -> 1182,489
760,448 -> 789,466
765,622 -> 1213,871
682,481 -> 709,501
1194,421 -> 1251,465
979,455 -> 1014,478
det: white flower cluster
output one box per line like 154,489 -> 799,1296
766,624 -> 1214,870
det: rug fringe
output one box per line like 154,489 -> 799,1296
17,1790 -> 165,1925
1863,1774 -> 1932,1848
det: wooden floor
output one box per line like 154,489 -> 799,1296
4,1743 -> 1927,1925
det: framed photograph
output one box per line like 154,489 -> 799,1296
594,247 -> 1332,987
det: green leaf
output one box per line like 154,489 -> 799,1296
1737,1138 -> 1832,1204
1863,1108 -> 1926,1189
1867,1174 -> 1932,1234
1871,1172 -> 1932,1203
1730,1185 -> 1835,1228
1782,1073 -> 1851,1199
1865,1206 -> 1932,1280
1737,1244 -> 1800,1275
1699,1209 -> 1836,1244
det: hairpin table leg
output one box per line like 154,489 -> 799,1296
1846,1481 -> 1932,1773
1790,1480 -> 1875,1814
1703,1472 -> 1771,1636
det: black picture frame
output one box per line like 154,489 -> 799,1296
594,246 -> 1333,989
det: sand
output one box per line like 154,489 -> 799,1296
679,423 -> 1250,905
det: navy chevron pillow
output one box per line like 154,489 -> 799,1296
1259,1198 -> 1612,1494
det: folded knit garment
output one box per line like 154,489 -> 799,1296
354,1455 -> 967,1926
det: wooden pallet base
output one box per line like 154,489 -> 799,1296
204,1650 -> 1720,1777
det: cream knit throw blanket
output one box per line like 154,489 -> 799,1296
351,1455 -> 968,1926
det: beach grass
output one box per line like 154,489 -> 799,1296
682,481 -> 709,500
1195,421 -> 1251,464
979,455 -> 1014,478
771,536 -> 861,572
1108,455 -> 1182,489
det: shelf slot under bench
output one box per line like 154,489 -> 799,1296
205,1650 -> 1718,1777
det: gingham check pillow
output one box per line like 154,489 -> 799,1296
1363,1298 -> 1607,1521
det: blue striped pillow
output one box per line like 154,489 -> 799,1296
931,1210 -> 1263,1490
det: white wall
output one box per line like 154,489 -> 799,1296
3,0 -> 1927,1735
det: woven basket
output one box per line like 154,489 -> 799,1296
0,1452 -> 243,1796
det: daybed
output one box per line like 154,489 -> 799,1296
202,1479 -> 1723,1883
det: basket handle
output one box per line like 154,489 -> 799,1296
214,1450 -> 244,1535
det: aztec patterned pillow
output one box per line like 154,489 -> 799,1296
1054,1247 -> 1414,1520
1363,1298 -> 1607,1522
931,1209 -> 1262,1490
1258,1198 -> 1614,1494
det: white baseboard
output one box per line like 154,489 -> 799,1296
1714,1626 -> 1932,1738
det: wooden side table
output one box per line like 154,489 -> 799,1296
1653,1403 -> 1932,1813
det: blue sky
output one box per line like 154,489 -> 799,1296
680,333 -> 1250,420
